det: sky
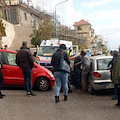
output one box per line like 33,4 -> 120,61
24,0 -> 120,50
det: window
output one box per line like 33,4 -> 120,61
77,26 -> 81,30
0,52 -> 2,62
24,12 -> 27,20
3,52 -> 17,66
97,58 -> 112,70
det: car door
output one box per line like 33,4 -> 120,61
2,51 -> 24,85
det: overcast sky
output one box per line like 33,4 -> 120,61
24,0 -> 120,50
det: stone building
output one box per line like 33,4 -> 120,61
73,19 -> 95,48
0,0 -> 95,50
0,0 -> 54,50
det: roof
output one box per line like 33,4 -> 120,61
73,19 -> 91,26
90,55 -> 113,60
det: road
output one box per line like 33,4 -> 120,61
0,86 -> 120,120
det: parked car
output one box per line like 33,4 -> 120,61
88,55 -> 113,94
0,49 -> 55,91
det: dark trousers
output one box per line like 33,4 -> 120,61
117,85 -> 120,105
22,68 -> 32,93
0,69 -> 4,90
75,68 -> 81,88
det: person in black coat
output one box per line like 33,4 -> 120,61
51,44 -> 70,103
16,41 -> 36,96
0,62 -> 5,98
74,54 -> 82,89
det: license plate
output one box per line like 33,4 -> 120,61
106,83 -> 114,89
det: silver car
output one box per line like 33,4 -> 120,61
88,55 -> 114,94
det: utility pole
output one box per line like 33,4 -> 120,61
55,0 -> 68,39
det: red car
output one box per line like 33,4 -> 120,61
0,49 -> 55,91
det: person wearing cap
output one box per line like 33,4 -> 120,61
16,41 -> 36,96
51,44 -> 70,103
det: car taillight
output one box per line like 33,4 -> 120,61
93,72 -> 101,78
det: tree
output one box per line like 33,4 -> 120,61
0,19 -> 6,37
30,18 -> 55,47
0,19 -> 6,48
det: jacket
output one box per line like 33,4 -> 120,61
82,55 -> 91,71
74,55 -> 82,69
16,46 -> 34,69
112,56 -> 120,84
51,49 -> 70,72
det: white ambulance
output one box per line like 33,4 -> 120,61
35,39 -> 73,70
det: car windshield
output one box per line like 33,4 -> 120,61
37,46 -> 59,56
97,58 -> 112,70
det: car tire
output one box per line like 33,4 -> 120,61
35,77 -> 50,91
88,83 -> 95,95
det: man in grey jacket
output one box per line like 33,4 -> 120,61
16,41 -> 36,96
80,50 -> 91,93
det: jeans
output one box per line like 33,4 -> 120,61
22,68 -> 32,93
54,71 -> 68,96
75,68 -> 81,88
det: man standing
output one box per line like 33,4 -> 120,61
74,54 -> 82,89
80,50 -> 91,93
112,54 -> 120,107
0,62 -> 5,98
16,41 -> 36,96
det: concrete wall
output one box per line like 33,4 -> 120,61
2,19 -> 15,49
9,25 -> 34,51
2,19 -> 34,51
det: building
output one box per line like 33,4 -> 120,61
73,19 -> 95,48
92,35 -> 108,54
0,0 -> 55,50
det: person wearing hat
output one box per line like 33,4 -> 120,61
16,41 -> 36,96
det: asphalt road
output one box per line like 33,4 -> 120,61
0,86 -> 120,120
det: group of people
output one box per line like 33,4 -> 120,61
1,42 -> 120,107
51,44 -> 120,107
51,44 -> 91,103
74,50 -> 91,93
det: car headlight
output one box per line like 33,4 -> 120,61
48,71 -> 54,78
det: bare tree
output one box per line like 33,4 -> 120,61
30,18 -> 55,46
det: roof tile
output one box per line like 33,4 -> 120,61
73,19 -> 91,26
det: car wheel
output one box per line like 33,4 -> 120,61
35,77 -> 50,91
88,83 -> 95,95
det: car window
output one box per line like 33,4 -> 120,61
97,58 -> 112,70
90,59 -> 93,70
3,52 -> 17,66
0,52 -> 2,62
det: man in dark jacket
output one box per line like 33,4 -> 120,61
16,41 -> 36,96
51,44 -> 70,103
0,62 -> 5,98
74,54 -> 82,89
108,51 -> 118,100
